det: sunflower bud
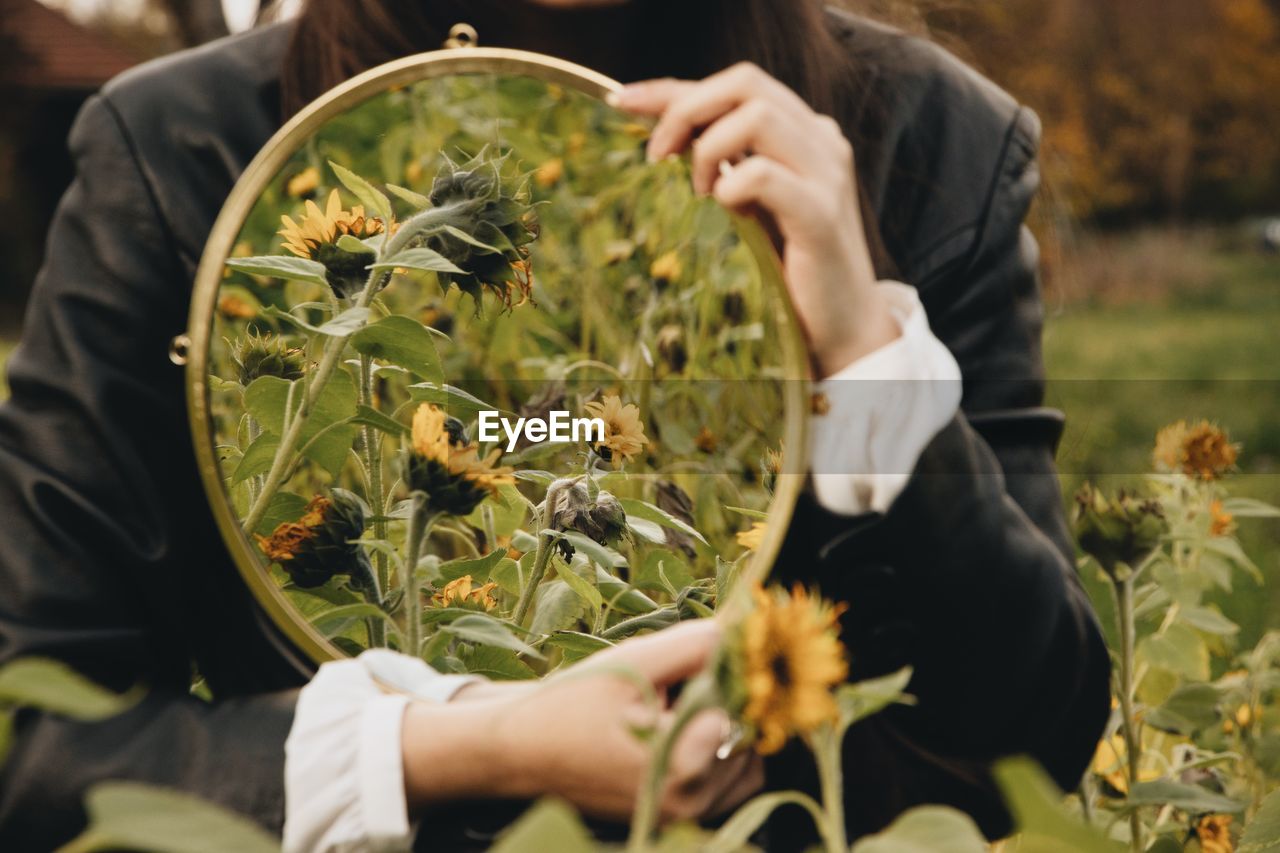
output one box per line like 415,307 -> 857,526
761,445 -> 784,494
545,479 -> 628,559
232,331 -> 306,385
1072,485 -> 1167,577
256,489 -> 374,590
400,403 -> 514,516
420,152 -> 539,312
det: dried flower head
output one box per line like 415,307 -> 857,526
1072,485 -> 1167,577
279,189 -> 389,298
761,444 -> 784,493
1196,814 -> 1233,853
255,489 -> 374,590
739,585 -> 848,755
656,324 -> 687,373
420,151 -> 539,312
432,575 -> 499,611
545,479 -> 628,559
583,394 -> 649,468
402,404 -> 514,516
231,330 -> 306,385
1153,420 -> 1239,481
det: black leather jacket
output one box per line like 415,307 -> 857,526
0,13 -> 1109,850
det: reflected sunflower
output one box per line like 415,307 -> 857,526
402,404 -> 514,516
583,394 -> 649,468
279,189 -> 390,298
1153,420 -> 1239,481
741,584 -> 848,755
1196,814 -> 1233,853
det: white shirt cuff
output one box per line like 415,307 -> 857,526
284,650 -> 484,853
808,280 -> 962,516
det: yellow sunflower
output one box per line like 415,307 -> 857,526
403,404 -> 514,516
278,189 -> 387,259
736,522 -> 767,552
742,584 -> 849,755
432,575 -> 499,611
1153,420 -> 1239,480
650,250 -> 683,283
286,166 -> 321,198
583,394 -> 649,468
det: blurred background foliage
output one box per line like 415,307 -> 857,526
2,0 -> 1279,637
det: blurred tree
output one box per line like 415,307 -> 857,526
931,0 -> 1280,224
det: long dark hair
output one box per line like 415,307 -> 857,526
283,0 -> 859,121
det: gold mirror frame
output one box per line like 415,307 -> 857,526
185,46 -> 812,665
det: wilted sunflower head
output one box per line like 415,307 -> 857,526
421,151 -> 539,313
1154,420 -> 1239,481
279,189 -> 389,299
432,575 -> 499,611
1072,485 -> 1167,577
729,584 -> 849,755
402,403 -> 514,516
231,330 -> 306,385
1209,500 -> 1237,537
545,478 -> 628,559
583,394 -> 649,468
255,489 -> 373,590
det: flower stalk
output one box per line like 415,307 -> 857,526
401,493 -> 437,658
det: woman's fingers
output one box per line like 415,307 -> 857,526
688,98 -> 826,195
711,156 -> 829,236
593,618 -> 723,687
611,63 -> 809,162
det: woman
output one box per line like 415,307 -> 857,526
0,0 -> 1110,850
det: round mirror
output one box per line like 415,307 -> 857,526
186,47 -> 810,675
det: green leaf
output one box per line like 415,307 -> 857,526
837,667 -> 914,735
704,792 -> 823,853
544,631 -> 614,663
1139,623 -> 1210,681
633,549 -> 694,595
316,306 -> 371,337
529,580 -> 586,637
1145,682 -> 1223,735
1125,779 -> 1245,813
1222,497 -> 1280,518
1204,535 -> 1264,584
626,516 -> 666,544
1180,605 -> 1239,636
251,491 -> 310,537
620,499 -> 709,546
852,805 -> 988,852
1241,786 -> 1280,851
438,549 -> 508,584
351,404 -> 407,437
225,255 -> 328,287
723,505 -> 770,521
549,530 -> 626,569
58,782 -> 279,853
459,645 -> 538,681
490,799 -> 595,853
408,382 -> 502,418
443,223 -> 502,254
385,183 -> 431,208
328,160 -> 393,223
244,372 -> 360,478
230,432 -> 279,487
441,613 -> 543,658
993,756 -> 1121,853
554,559 -> 603,611
596,566 -> 659,614
349,314 -> 443,382
0,658 -> 138,720
370,247 -> 465,276
311,604 -> 392,637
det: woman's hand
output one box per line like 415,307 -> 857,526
402,620 -> 762,823
611,63 -> 900,377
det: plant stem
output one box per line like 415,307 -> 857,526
401,495 -> 435,657
1112,573 -> 1144,851
243,273 -> 388,533
810,726 -> 848,852
512,478 -> 574,627
359,352 -> 389,647
626,676 -> 717,852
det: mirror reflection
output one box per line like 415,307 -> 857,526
204,71 -> 800,674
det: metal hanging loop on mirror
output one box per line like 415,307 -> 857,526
444,23 -> 478,49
